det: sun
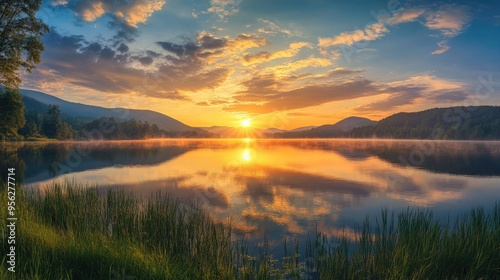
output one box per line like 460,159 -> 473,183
241,118 -> 252,128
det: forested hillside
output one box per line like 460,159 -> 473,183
348,106 -> 500,140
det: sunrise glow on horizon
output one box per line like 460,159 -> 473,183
23,0 -> 500,129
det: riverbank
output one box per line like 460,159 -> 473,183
1,181 -> 499,279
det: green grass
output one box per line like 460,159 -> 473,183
1,181 -> 499,279
313,208 -> 500,279
1,182 -> 235,279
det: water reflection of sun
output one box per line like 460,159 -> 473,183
242,149 -> 252,161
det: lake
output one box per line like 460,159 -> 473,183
2,139 -> 500,251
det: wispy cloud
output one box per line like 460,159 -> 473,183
317,8 -> 426,48
424,5 -> 470,37
318,4 -> 470,54
257,18 -> 302,37
385,8 -> 426,25
432,41 -> 450,55
243,42 -> 311,65
318,22 -> 389,47
268,56 -> 332,77
355,74 -> 468,112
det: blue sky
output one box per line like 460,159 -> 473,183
24,0 -> 500,128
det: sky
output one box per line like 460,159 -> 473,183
22,0 -> 500,129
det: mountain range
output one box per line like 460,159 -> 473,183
199,125 -> 326,138
21,88 -> 376,136
21,89 -> 197,132
269,117 -> 378,138
19,89 -> 500,140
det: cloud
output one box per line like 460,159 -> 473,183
207,0 -> 242,20
354,86 -> 426,112
257,18 -> 302,37
196,99 -> 233,106
26,30 -> 233,99
243,42 -> 311,64
114,0 -> 165,27
78,1 -> 106,21
225,76 -> 380,114
318,22 -> 389,47
229,34 -> 269,50
428,89 -> 470,102
432,41 -> 450,55
157,41 -> 201,57
268,56 -> 332,77
156,33 -> 267,62
390,74 -> 465,91
424,5 -> 470,37
51,0 -> 68,5
116,43 -> 129,53
354,75 -> 468,112
65,0 -> 165,27
386,8 -> 425,25
197,32 -> 228,49
314,67 -> 364,79
137,56 -> 154,66
225,71 -> 470,115
319,8 -> 428,47
318,5 -> 470,54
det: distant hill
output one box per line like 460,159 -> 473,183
271,117 -> 377,138
270,107 -> 500,140
22,95 -> 49,114
202,125 -> 321,137
202,117 -> 377,138
261,128 -> 287,134
19,89 -> 500,140
349,106 -> 500,140
315,117 -> 377,132
261,126 -> 319,134
290,126 -> 318,132
20,89 -> 198,132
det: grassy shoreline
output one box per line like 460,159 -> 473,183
1,182 -> 499,279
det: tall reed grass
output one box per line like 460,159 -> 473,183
313,207 -> 500,279
1,181 -> 499,279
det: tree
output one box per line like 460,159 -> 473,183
58,122 -> 74,139
41,105 -> 62,139
1,0 -> 49,89
0,0 -> 48,140
41,105 -> 74,139
0,89 -> 25,140
18,120 -> 40,138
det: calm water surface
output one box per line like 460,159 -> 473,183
2,139 -> 500,247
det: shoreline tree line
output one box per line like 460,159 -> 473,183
17,105 -> 210,140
